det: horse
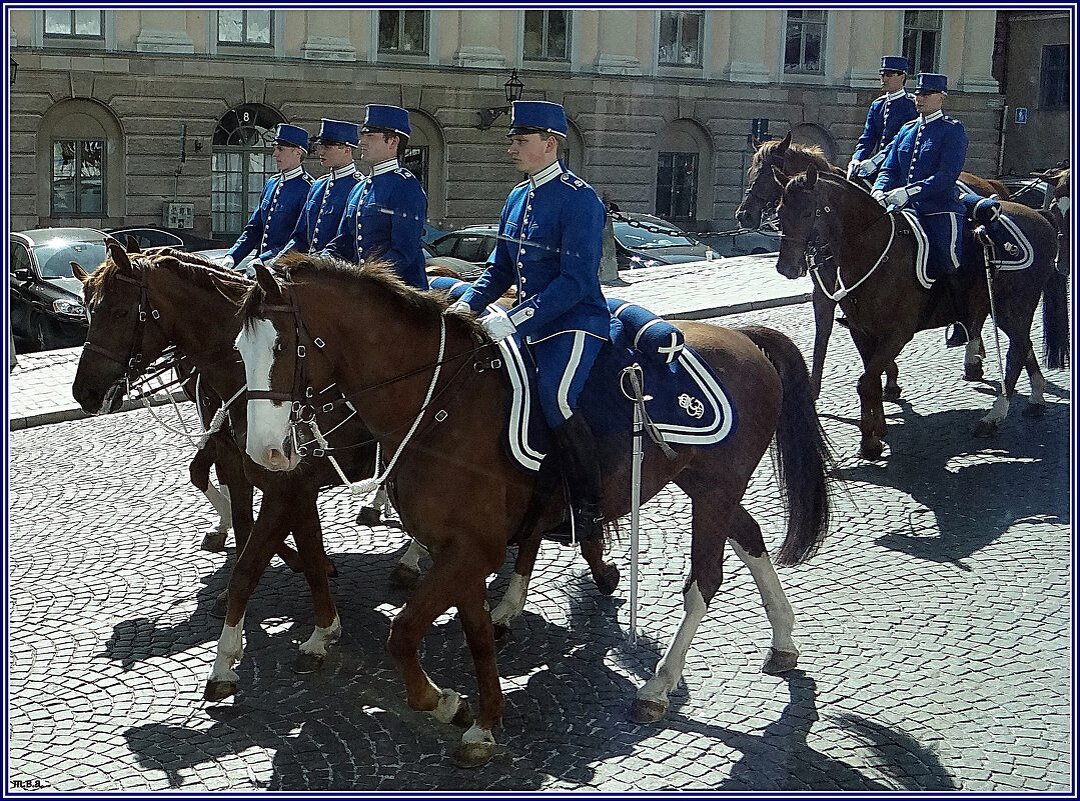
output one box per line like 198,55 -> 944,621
774,164 -> 1067,460
234,254 -> 833,767
1043,168 -> 1070,368
71,241 -> 386,681
734,132 -> 1009,399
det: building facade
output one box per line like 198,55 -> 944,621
9,8 -> 1005,239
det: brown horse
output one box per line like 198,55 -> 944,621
775,165 -> 1066,459
235,254 -> 832,767
1043,168 -> 1070,368
735,132 -> 1008,398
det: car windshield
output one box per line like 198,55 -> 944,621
614,221 -> 696,249
33,240 -> 108,278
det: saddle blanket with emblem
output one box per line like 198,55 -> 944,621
958,192 -> 1037,272
429,276 -> 737,473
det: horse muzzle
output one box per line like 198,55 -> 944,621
774,248 -> 807,280
72,378 -> 126,416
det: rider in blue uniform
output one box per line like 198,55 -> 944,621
324,105 -> 428,289
274,119 -> 361,261
448,100 -> 609,543
221,124 -> 313,271
873,73 -> 971,347
847,56 -> 918,185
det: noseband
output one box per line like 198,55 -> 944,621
82,268 -> 162,381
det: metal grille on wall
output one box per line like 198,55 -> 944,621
211,104 -> 284,237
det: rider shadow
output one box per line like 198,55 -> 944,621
833,400 -> 1069,564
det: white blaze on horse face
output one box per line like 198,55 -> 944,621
235,318 -> 296,471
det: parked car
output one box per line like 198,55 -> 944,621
426,226 -> 498,279
104,226 -> 227,252
10,228 -> 108,353
994,175 -> 1056,210
612,214 -> 718,268
700,216 -> 781,258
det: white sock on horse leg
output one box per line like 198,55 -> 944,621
208,614 -> 246,684
730,541 -> 797,654
491,573 -> 530,627
637,580 -> 707,704
299,613 -> 342,656
398,539 -> 427,572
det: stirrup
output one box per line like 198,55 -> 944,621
945,322 -> 969,348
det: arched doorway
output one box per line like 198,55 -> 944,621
211,103 -> 286,238
402,109 -> 446,223
654,118 -> 713,224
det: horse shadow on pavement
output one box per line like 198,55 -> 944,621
122,568 -> 960,790
832,395 -> 1069,565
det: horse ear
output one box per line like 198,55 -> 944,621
253,262 -> 283,301
125,235 -> 142,253
806,164 -> 818,188
771,166 -> 787,187
776,131 -> 792,155
104,237 -> 132,273
71,262 -> 89,283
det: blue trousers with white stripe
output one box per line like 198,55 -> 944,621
530,331 -> 603,427
921,211 -> 964,278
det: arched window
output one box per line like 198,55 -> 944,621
790,123 -> 836,164
563,118 -> 585,175
402,109 -> 446,222
211,104 -> 285,237
654,119 -> 713,223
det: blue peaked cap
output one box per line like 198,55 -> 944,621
880,56 -> 909,73
361,105 -> 411,138
273,123 -> 309,153
312,118 -> 359,147
508,100 -> 567,138
915,72 -> 949,94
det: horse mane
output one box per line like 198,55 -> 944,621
754,138 -> 836,174
239,251 -> 485,337
86,248 -> 250,305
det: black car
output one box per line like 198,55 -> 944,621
10,228 -> 108,353
104,226 -> 228,252
612,214 -> 718,268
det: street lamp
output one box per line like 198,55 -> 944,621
477,69 -> 525,130
10,57 -> 18,87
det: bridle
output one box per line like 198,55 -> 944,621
82,268 -> 163,383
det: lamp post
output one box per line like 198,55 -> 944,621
477,69 -> 525,130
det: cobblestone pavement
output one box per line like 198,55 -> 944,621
7,303 -> 1071,791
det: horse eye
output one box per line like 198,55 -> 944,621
111,308 -> 128,319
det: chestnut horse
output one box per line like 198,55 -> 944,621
235,255 -> 832,767
735,133 -> 1009,398
775,165 -> 1066,460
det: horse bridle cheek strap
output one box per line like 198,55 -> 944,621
82,271 -> 162,378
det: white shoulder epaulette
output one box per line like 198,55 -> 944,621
560,173 -> 586,190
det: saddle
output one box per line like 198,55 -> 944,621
429,277 -> 737,473
959,192 -> 1036,271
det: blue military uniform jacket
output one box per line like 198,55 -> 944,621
325,160 -> 429,290
853,89 -> 918,163
874,111 -> 968,215
460,161 -> 609,344
227,166 -> 313,263
278,164 -> 361,256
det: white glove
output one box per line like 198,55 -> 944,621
446,300 -> 473,316
854,160 -> 875,178
480,313 -> 516,342
871,189 -> 887,205
846,160 -> 860,180
219,254 -> 235,270
242,258 -> 263,279
885,186 -> 914,208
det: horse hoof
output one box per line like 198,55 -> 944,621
293,651 -> 325,675
389,563 -> 421,589
452,739 -> 493,769
356,506 -> 382,527
325,559 -> 338,579
451,697 -> 474,728
210,590 -> 228,619
1022,404 -> 1046,419
859,442 -> 884,461
762,648 -> 799,675
963,365 -> 984,382
493,623 -> 511,643
203,680 -> 237,702
882,385 -> 902,402
629,698 -> 668,725
973,420 -> 998,438
200,532 -> 227,552
595,564 -> 620,596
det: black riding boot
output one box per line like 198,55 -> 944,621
940,272 -> 970,348
551,413 -> 604,543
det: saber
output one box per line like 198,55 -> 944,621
620,364 -> 646,644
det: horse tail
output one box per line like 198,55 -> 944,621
1037,210 -> 1070,369
741,326 -> 833,566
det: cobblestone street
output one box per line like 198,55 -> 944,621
7,302 -> 1072,791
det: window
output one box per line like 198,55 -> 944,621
379,11 -> 428,54
656,152 -> 698,221
902,10 -> 940,74
524,10 -> 569,61
784,10 -> 825,74
218,10 -> 272,46
403,146 -> 429,195
43,10 -> 104,39
51,140 -> 105,216
211,105 -> 284,237
658,11 -> 703,66
1040,44 -> 1068,109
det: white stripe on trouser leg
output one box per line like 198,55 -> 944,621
948,213 -> 960,271
637,581 -> 707,704
729,541 -> 797,654
556,332 -> 587,421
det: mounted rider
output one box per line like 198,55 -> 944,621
872,72 -> 971,348
275,118 -> 362,262
325,105 -> 429,290
220,124 -> 313,273
447,100 -> 609,543
847,56 -> 918,184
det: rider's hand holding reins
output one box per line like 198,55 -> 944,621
479,313 -> 516,342
884,185 -> 921,209
218,254 -> 235,270
446,300 -> 473,316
